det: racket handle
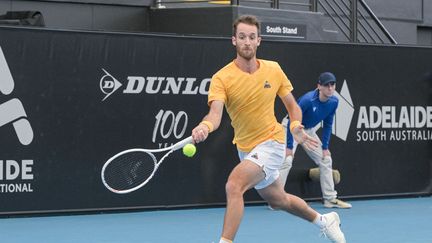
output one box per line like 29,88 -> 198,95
172,136 -> 193,151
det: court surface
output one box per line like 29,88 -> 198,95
1,196 -> 431,243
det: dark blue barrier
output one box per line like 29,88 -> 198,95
0,27 -> 430,215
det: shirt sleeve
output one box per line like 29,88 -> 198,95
276,64 -> 293,98
208,74 -> 226,106
321,100 -> 338,150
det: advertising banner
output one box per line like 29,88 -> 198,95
0,27 -> 430,214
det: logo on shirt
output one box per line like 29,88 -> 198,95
264,80 -> 271,89
251,153 -> 259,160
313,106 -> 317,112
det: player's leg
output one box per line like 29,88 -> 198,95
254,139 -> 345,242
254,139 -> 314,219
259,178 -> 317,220
220,159 -> 265,241
258,180 -> 346,243
279,116 -> 298,189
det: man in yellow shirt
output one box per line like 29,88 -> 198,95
191,15 -> 346,243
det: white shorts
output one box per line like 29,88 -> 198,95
237,140 -> 286,190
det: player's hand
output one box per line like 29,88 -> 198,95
291,125 -> 319,151
286,148 -> 293,157
322,149 -> 331,157
192,124 -> 210,144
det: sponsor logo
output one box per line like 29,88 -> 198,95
100,69 -> 122,101
332,80 -> 355,141
355,105 -> 432,142
0,46 -> 34,193
0,160 -> 34,193
264,80 -> 271,89
320,79 -> 431,142
99,68 -> 210,101
0,47 -> 33,145
152,109 -> 189,148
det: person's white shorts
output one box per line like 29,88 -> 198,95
238,140 -> 285,190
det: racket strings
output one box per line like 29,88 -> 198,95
103,151 -> 157,191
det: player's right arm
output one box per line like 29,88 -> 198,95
192,100 -> 224,143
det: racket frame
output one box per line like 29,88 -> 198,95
101,136 -> 193,194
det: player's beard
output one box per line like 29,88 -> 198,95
236,45 -> 256,60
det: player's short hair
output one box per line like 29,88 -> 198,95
232,15 -> 261,37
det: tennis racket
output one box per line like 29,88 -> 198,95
101,136 -> 193,194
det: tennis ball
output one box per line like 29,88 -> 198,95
183,143 -> 196,157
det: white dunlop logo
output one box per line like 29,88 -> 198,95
99,68 -> 210,101
100,68 -> 123,101
0,46 -> 34,193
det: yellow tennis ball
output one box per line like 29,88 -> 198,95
182,143 -> 196,157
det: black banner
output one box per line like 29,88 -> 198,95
0,27 -> 430,215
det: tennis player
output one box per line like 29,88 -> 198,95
191,15 -> 346,243
279,72 -> 352,209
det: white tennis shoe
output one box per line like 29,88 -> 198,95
320,212 -> 346,243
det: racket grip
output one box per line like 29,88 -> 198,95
172,136 -> 193,151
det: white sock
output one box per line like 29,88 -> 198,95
219,237 -> 233,243
313,214 -> 327,228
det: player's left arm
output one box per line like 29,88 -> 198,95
280,93 -> 318,150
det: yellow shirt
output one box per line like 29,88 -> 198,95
208,59 -> 293,152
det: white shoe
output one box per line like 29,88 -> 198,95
321,212 -> 346,243
324,199 -> 352,209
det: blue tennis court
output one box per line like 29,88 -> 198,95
1,196 -> 431,243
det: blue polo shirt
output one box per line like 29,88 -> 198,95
287,89 -> 338,150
